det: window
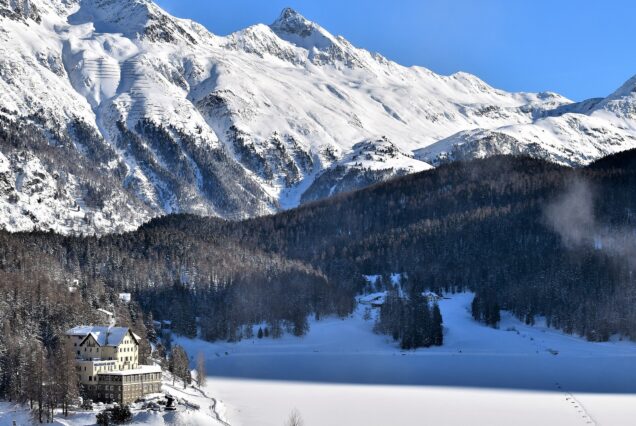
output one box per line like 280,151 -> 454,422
89,376 -> 92,382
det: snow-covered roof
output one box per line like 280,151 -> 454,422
100,364 -> 161,376
118,293 -> 131,303
359,292 -> 387,305
66,326 -> 138,347
423,291 -> 442,300
358,290 -> 441,307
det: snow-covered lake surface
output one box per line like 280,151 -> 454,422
177,293 -> 636,426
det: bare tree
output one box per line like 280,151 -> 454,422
53,339 -> 79,417
196,352 -> 206,388
169,345 -> 190,389
285,409 -> 304,426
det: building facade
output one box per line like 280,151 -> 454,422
66,326 -> 161,405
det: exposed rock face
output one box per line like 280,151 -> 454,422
302,137 -> 431,203
0,0 -> 42,22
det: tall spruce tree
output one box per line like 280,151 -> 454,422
432,304 -> 444,346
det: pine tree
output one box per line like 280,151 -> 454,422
196,352 -> 206,388
270,321 -> 283,339
432,304 -> 444,346
471,296 -> 481,322
292,313 -> 309,337
111,404 -> 133,423
491,303 -> 501,327
145,311 -> 158,343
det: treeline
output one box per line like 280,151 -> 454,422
145,152 -> 636,341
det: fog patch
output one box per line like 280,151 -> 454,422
545,178 -> 636,267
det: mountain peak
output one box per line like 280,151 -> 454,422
66,0 -> 199,44
271,7 -> 317,37
270,7 -> 354,64
278,7 -> 304,21
593,74 -> 636,118
607,74 -> 636,99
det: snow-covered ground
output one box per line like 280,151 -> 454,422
177,293 -> 636,426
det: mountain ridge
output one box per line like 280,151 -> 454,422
1,0 -> 636,234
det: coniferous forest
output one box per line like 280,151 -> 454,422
3,148 -> 636,400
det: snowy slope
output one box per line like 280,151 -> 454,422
176,293 -> 636,426
416,80 -> 636,166
1,1 -> 636,233
0,371 -> 228,426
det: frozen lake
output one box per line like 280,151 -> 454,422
178,293 -> 636,426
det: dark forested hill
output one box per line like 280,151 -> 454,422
143,151 -> 636,341
3,150 -> 636,400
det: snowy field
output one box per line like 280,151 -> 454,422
177,293 -> 636,426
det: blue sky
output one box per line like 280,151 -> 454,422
155,0 -> 636,101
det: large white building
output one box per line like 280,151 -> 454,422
66,326 -> 161,404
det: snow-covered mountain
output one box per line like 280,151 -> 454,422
415,78 -> 636,166
1,0 -> 636,234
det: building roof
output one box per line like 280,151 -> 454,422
66,326 -> 141,347
99,364 -> 162,376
